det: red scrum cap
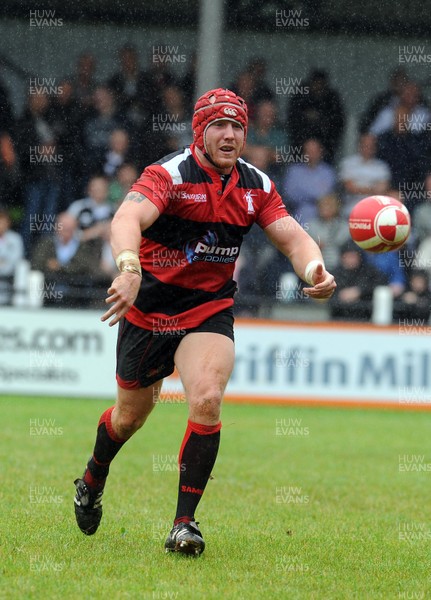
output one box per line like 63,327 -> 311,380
192,88 -> 248,154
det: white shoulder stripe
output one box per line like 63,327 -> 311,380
238,158 -> 272,193
160,148 -> 191,185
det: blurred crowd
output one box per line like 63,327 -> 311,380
0,46 -> 430,322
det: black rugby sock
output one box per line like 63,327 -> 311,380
174,420 -> 221,524
83,406 -> 126,491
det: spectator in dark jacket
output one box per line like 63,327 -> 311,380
393,270 -> 431,323
48,78 -> 86,208
0,73 -> 15,135
69,51 -> 98,112
107,43 -> 146,127
329,240 -> 387,321
359,67 -> 409,134
0,130 -> 20,209
16,91 -> 60,255
377,106 -> 428,210
287,69 -> 345,163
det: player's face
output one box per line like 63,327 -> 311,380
204,120 -> 244,173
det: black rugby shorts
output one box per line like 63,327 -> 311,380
116,307 -> 234,389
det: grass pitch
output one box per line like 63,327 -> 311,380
1,396 -> 430,599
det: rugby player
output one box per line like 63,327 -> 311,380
74,88 -> 336,556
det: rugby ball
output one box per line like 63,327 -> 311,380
348,195 -> 411,253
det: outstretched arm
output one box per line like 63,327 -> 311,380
101,191 -> 160,326
264,216 -> 336,299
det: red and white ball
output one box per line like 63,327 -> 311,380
348,195 -> 411,253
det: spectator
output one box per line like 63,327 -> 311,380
67,175 -> 114,244
365,250 -> 406,298
107,43 -> 146,127
245,57 -> 274,106
243,145 -> 272,170
16,91 -> 60,256
287,68 -> 345,163
70,51 -> 98,112
32,212 -> 83,273
0,72 -> 15,135
393,270 -> 431,323
0,206 -> 24,304
244,99 -> 286,167
140,50 -> 177,117
359,67 -> 409,134
236,224 -> 291,316
83,86 -> 130,176
101,128 -> 132,179
369,81 -> 431,136
31,212 -> 103,307
377,106 -> 429,207
414,236 -> 431,279
136,114 -> 172,170
48,78 -> 85,209
179,52 -> 197,107
412,174 -> 431,243
307,194 -> 350,271
282,138 -> 337,224
339,133 -> 391,217
107,163 -> 138,207
0,130 -> 19,210
329,240 -> 387,321
159,85 -> 193,151
230,70 -> 260,122
134,54 -> 180,165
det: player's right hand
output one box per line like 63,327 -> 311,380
101,272 -> 142,327
303,263 -> 336,301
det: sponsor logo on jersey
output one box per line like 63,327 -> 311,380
184,230 -> 239,264
244,190 -> 256,214
180,192 -> 207,202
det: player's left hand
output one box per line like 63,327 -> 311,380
303,263 -> 336,301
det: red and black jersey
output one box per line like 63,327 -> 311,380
126,143 -> 288,330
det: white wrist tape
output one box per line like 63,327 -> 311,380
304,260 -> 322,286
